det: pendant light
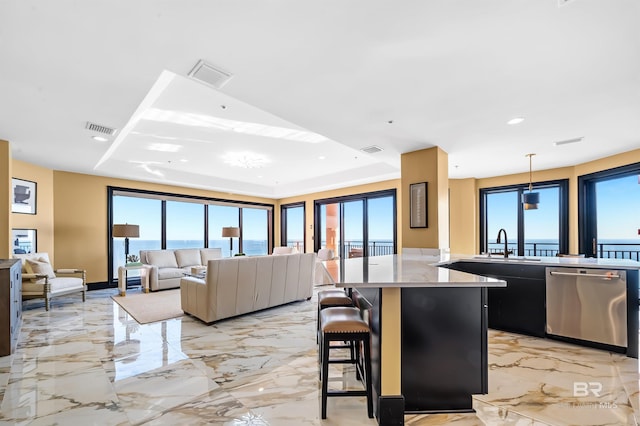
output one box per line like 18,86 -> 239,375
522,153 -> 539,210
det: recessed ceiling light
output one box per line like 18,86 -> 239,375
222,151 -> 270,169
92,136 -> 108,142
507,117 -> 525,125
318,156 -> 326,160
147,142 -> 182,152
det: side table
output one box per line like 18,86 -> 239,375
118,264 -> 151,296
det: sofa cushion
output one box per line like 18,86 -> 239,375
158,267 -> 187,280
26,257 -> 56,279
146,250 -> 178,268
200,248 -> 222,264
175,249 -> 201,268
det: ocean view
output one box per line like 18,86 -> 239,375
112,238 -> 640,273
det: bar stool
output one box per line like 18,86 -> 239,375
319,306 -> 373,419
317,289 -> 353,342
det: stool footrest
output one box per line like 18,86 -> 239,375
328,359 -> 356,364
327,390 -> 369,397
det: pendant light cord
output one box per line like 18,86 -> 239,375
527,153 -> 535,192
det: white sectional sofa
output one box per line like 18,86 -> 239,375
180,252 -> 316,323
140,248 -> 222,291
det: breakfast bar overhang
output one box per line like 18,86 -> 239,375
323,254 -> 506,424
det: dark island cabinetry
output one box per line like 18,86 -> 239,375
443,262 -> 546,337
1,259 -> 22,356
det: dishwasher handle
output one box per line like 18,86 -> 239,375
549,271 -> 620,279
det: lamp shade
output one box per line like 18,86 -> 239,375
522,192 -> 540,210
221,226 -> 240,238
113,224 -> 140,238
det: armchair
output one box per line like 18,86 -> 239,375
12,252 -> 86,311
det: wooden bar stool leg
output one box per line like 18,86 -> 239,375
321,333 -> 331,419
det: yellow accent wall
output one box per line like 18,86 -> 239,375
401,147 -> 449,250
52,170 -> 275,283
451,148 -> 640,254
10,160 -> 55,260
449,178 -> 477,255
1,141 -> 12,258
8,145 -> 640,282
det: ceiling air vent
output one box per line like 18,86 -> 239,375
360,145 -> 384,154
85,121 -> 118,136
553,137 -> 583,146
188,60 -> 233,89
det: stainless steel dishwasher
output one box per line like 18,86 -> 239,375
546,267 -> 627,347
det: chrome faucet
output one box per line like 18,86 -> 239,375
496,228 -> 509,258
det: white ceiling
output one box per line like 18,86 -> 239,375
1,0 -> 639,198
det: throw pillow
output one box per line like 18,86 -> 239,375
26,258 -> 56,279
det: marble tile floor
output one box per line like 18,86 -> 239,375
0,288 -> 637,426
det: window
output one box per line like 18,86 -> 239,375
480,180 -> 568,256
281,203 -> 305,252
166,201 -> 205,249
209,205 -> 240,257
242,208 -> 268,256
112,195 -> 161,275
108,187 -> 273,285
579,163 -> 640,259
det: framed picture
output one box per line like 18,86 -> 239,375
410,182 -> 428,228
11,178 -> 37,214
12,229 -> 37,254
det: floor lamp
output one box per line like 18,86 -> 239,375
222,226 -> 240,256
113,223 -> 140,265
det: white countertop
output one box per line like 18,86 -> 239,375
324,255 -> 506,288
436,254 -> 640,269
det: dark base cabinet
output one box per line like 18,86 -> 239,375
401,287 -> 487,412
444,262 -> 546,337
1,259 -> 22,356
353,286 -> 488,416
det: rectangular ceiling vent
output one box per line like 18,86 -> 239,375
553,136 -> 583,146
85,121 -> 118,136
360,145 -> 384,154
188,60 -> 233,89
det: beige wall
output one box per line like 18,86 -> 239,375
449,178 -> 477,255
400,147 -> 449,250
9,145 -> 640,282
52,171 -> 275,283
450,148 -> 640,254
1,141 -> 11,258
10,160 -> 55,259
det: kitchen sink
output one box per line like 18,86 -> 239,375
473,256 -> 542,262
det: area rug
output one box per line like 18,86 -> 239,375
111,289 -> 183,324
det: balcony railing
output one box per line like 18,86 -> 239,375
596,243 -> 640,261
487,242 -> 640,261
288,240 -> 395,258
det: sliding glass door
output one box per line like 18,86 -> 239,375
314,190 -> 396,259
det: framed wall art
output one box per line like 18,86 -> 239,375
11,178 -> 37,214
409,182 -> 427,228
12,229 -> 37,254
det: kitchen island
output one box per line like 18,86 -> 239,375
323,254 -> 506,424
